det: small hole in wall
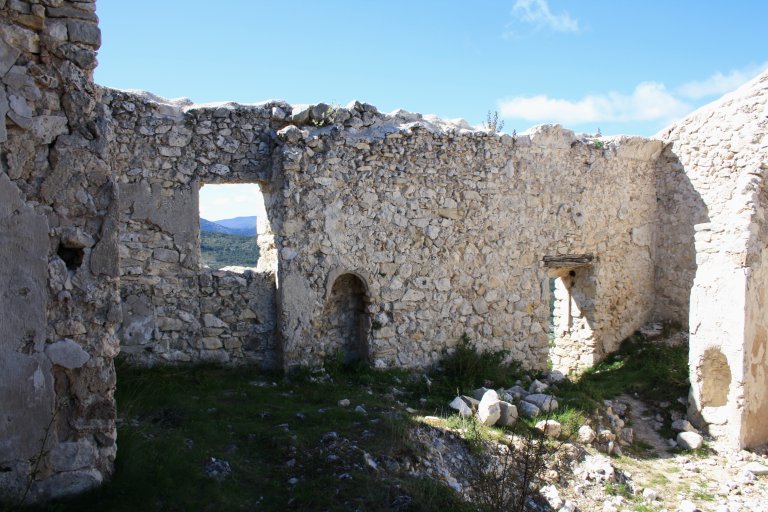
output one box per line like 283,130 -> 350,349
57,245 -> 84,271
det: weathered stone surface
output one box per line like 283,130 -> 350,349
45,339 -> 90,369
49,440 -> 98,471
497,401 -> 518,426
0,34 -> 21,76
657,71 -> 768,450
2,2 -> 768,503
535,419 -> 562,438
477,390 -> 501,426
65,19 -> 100,46
677,431 -> 704,450
30,114 -> 68,143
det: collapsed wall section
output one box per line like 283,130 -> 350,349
0,1 -> 119,502
274,107 -> 662,371
106,90 -> 280,367
656,70 -> 768,448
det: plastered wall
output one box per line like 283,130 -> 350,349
0,0 -> 118,501
656,71 -> 768,448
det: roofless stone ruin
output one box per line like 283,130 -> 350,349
1,0 -> 766,501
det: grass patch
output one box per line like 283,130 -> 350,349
19,330 -> 691,511
555,333 -> 689,415
605,481 -> 633,498
27,359 -> 471,512
431,334 -> 524,397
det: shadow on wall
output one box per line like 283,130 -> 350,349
653,144 -> 709,327
546,263 -> 598,374
319,272 -> 371,364
654,144 -> 715,432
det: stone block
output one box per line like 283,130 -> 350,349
45,339 -> 90,369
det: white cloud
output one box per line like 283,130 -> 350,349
499,82 -> 691,125
496,64 -> 768,130
508,0 -> 579,34
199,183 -> 264,221
677,62 -> 768,99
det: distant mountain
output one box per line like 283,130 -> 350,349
200,218 -> 240,235
211,216 -> 257,236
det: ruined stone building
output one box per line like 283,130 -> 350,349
1,0 -> 766,501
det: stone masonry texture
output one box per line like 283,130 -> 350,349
0,0 -> 767,502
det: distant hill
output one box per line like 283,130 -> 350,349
200,218 -> 238,234
210,216 -> 257,236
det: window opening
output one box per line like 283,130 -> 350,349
198,183 -> 263,270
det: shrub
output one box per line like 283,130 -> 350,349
465,414 -> 558,512
484,110 -> 505,133
437,334 -> 523,394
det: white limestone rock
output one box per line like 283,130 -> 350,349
677,431 -> 704,450
505,385 -> 528,400
449,396 -> 473,417
743,461 -> 768,475
477,390 -> 501,426
535,419 -> 562,438
529,379 -> 549,393
671,419 -> 697,433
518,401 -> 541,417
578,425 -> 596,444
46,339 -> 90,369
677,499 -> 698,512
546,370 -> 566,384
497,401 -> 518,427
471,387 -> 491,401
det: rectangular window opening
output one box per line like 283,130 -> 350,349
198,183 -> 265,271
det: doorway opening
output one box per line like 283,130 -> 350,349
323,273 -> 370,364
544,255 -> 597,374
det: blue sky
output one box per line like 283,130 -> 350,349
94,0 -> 767,219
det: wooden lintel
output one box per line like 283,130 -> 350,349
542,254 -> 594,269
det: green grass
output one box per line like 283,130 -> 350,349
431,334 -> 525,397
28,360 -> 472,512
554,334 -> 689,415
18,331 -> 690,511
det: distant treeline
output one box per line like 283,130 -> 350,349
200,232 -> 259,269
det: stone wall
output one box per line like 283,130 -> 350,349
106,89 -> 280,366
0,0 -> 119,501
657,71 -> 768,448
103,94 -> 662,373
274,108 -> 662,371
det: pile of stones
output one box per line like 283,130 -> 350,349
448,371 -> 565,434
576,399 -> 635,456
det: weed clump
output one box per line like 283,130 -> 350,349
435,334 -> 523,395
